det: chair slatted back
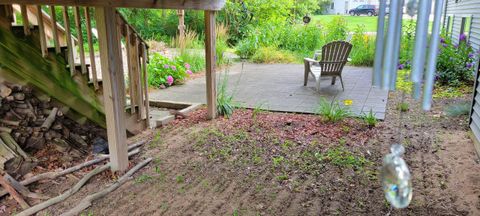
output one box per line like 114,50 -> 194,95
320,41 -> 353,74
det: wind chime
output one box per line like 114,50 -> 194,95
374,0 -> 445,209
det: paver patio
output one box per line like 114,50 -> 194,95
149,63 -> 389,119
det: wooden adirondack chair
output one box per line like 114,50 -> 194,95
303,41 -> 353,91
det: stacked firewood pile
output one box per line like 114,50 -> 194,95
0,82 -> 106,178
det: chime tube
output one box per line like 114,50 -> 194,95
411,0 -> 432,99
381,0 -> 400,90
423,0 -> 445,110
373,0 -> 387,87
390,0 -> 405,90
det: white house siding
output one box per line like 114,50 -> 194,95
446,0 -> 480,143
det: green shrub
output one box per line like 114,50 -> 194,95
445,102 -> 471,117
349,25 -> 375,66
251,47 -> 297,63
362,109 -> 377,128
235,37 -> 259,59
437,33 -> 477,87
323,16 -> 348,43
316,99 -> 351,123
279,25 -> 322,52
147,53 -> 192,88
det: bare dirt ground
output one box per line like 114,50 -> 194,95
8,90 -> 480,216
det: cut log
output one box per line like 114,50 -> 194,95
0,84 -> 12,98
0,127 -> 12,133
61,158 -> 152,216
40,107 -> 58,131
0,119 -> 20,127
0,138 -> 16,170
0,132 -> 29,159
13,93 -> 25,101
0,172 -> 29,209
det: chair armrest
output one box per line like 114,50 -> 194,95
304,58 -> 319,63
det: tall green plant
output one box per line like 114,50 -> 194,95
217,70 -> 235,118
349,25 -> 375,66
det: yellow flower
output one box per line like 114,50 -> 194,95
344,99 -> 353,106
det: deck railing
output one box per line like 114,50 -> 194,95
12,4 -> 150,127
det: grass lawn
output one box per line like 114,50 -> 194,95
312,15 -> 431,32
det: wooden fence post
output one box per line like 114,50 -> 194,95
205,10 -> 217,119
94,6 -> 128,172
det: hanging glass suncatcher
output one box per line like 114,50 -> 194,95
375,0 -> 444,209
380,144 -> 412,209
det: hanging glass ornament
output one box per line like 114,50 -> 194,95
380,144 -> 412,209
406,0 -> 418,17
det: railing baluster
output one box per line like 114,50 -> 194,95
62,6 -> 75,76
134,36 -> 145,120
141,42 -> 150,127
84,7 -> 98,90
73,7 -> 86,74
20,4 -> 30,35
36,5 -> 48,57
49,5 -> 61,54
125,26 -> 136,114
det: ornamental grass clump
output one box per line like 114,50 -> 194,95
217,70 -> 235,118
436,33 -> 477,87
316,99 -> 351,123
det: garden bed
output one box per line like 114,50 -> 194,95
38,88 -> 478,215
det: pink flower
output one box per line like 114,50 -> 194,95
171,66 -> 177,71
186,70 -> 193,75
167,75 -> 174,86
185,63 -> 191,69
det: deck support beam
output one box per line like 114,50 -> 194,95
95,6 -> 128,172
204,10 -> 217,119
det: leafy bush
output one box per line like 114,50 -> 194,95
147,53 -> 192,88
251,47 -> 297,63
323,16 -> 348,43
235,37 -> 258,59
437,33 -> 477,87
235,23 -> 322,61
316,99 -> 351,123
445,102 -> 471,117
349,25 -> 375,66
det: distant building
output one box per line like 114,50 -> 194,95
326,0 -> 380,15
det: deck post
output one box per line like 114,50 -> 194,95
205,10 -> 217,119
95,6 -> 129,172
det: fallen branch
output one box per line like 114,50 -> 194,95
0,173 -> 29,209
0,148 -> 141,197
4,173 -> 49,200
60,158 -> 152,216
16,164 -> 111,216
